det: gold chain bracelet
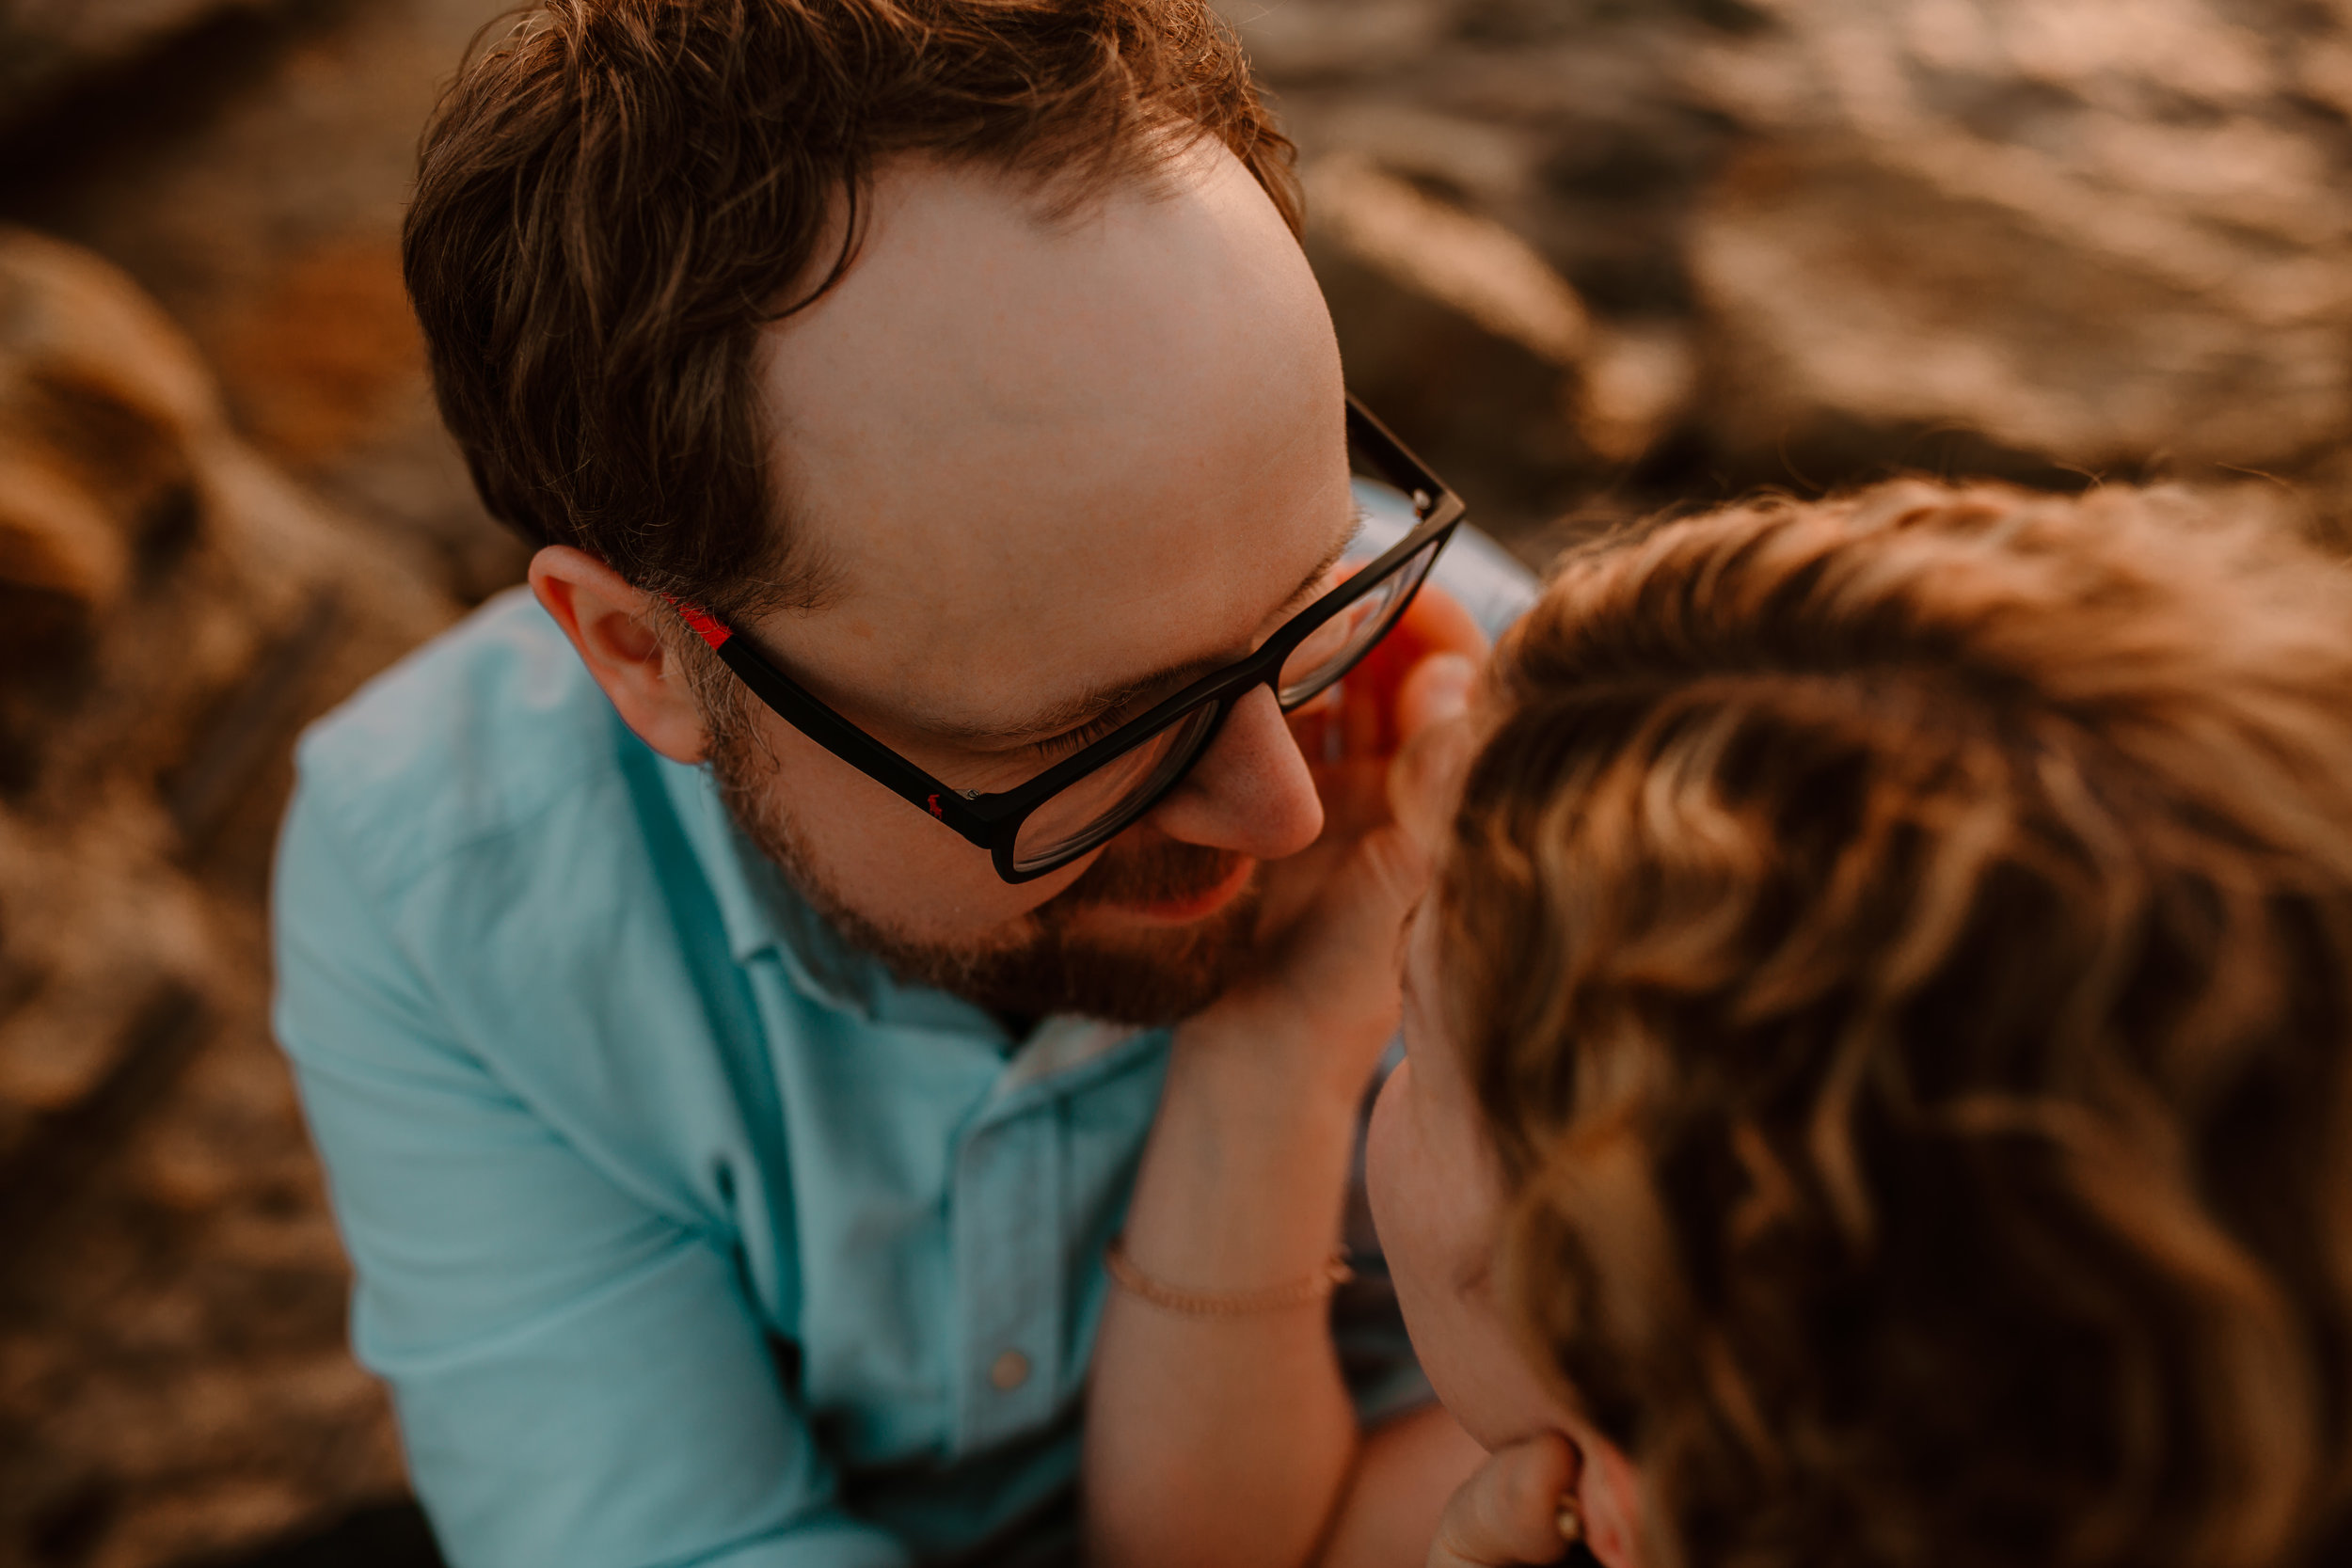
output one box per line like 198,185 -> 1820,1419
1104,1235 -> 1354,1317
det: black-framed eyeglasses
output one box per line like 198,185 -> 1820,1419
672,396 -> 1466,883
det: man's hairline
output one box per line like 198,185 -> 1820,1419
715,137 -> 1328,752
720,132 -> 1286,625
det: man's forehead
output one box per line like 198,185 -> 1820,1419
756,150 -> 1330,487
748,141 -> 1351,739
898,516 -> 1361,745
769,450 -> 1359,746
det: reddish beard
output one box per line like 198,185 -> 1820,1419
708,726 -> 1263,1025
1043,834 -> 1252,917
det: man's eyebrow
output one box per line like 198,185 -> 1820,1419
925,520 -> 1363,746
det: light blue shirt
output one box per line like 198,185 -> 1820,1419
272,523 -> 1534,1567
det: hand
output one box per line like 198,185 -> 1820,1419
1089,594 -> 1491,1568
1279,580 -> 1489,876
1262,580 -> 1487,958
1183,581 -> 1485,1101
1428,1433 -> 1581,1568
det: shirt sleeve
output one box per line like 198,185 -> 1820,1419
271,781 -> 909,1568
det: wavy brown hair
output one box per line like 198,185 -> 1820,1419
403,0 -> 1297,620
1440,481 -> 2352,1568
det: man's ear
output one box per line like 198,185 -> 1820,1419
529,545 -> 712,765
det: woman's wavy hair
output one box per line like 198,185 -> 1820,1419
1441,481 -> 2352,1568
403,0 -> 1296,620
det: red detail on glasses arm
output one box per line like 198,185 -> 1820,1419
666,597 -> 734,650
927,794 -> 946,819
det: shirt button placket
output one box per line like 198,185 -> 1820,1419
951,1105 -> 1061,1452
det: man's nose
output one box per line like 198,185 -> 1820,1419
1144,684 -> 1323,860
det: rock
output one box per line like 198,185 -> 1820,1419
1312,152 -> 1589,366
1577,321 -> 1700,466
1682,0 -> 2352,477
0,225 -> 216,634
0,229 -> 451,1117
1303,149 -> 1710,518
0,0 -> 277,133
1236,0 -> 2352,545
0,228 -> 447,1568
1,0 -> 529,606
1225,0 -> 1734,551
1303,153 -> 1594,534
1289,100 -> 1541,217
1214,0 -> 1455,79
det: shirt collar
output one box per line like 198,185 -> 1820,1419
650,751 -> 1159,1084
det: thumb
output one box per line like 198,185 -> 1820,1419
1396,651 -> 1477,742
1427,1433 -> 1580,1568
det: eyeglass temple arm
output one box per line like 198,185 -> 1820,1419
666,598 -> 1000,845
1344,398 -> 1427,496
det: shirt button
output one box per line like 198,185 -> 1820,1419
989,1349 -> 1031,1392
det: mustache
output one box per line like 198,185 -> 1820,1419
1043,836 -> 1252,917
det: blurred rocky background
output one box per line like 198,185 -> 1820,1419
1263,0 -> 2352,548
1,0 -> 2347,1564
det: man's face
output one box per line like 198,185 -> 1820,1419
712,146 -> 1352,1023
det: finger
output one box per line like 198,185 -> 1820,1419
1395,651 -> 1477,743
1347,816 -> 1432,931
1282,816 -> 1428,988
1427,1433 -> 1581,1568
1241,816 -> 1428,1062
1403,579 -> 1490,663
1337,582 -> 1489,756
1344,653 -> 1385,762
1391,656 -> 1479,860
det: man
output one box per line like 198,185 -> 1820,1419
274,2 -> 1533,1565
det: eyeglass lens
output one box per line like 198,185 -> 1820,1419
1276,535 -> 1441,707
1008,531 -> 1447,875
1011,701 -> 1225,872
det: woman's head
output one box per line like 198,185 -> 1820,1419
1375,480 -> 2352,1568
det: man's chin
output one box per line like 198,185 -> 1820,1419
834,874 -> 1265,1027
1054,853 -> 1260,931
710,729 -> 1263,1025
989,886 -> 1264,1025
